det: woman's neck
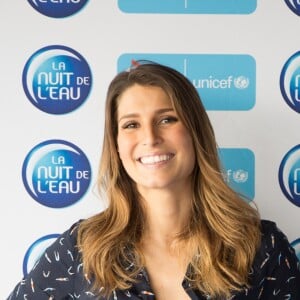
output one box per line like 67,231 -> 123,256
140,188 -> 192,249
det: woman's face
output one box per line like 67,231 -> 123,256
116,84 -> 195,195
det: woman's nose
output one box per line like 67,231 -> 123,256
141,125 -> 162,146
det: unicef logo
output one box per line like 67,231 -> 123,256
291,238 -> 300,261
280,51 -> 300,113
22,139 -> 91,208
284,0 -> 300,16
234,76 -> 249,89
278,145 -> 300,207
232,169 -> 248,183
27,0 -> 89,18
22,45 -> 92,114
23,234 -> 59,275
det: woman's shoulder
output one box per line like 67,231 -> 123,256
259,219 -> 291,251
252,219 -> 297,272
46,219 -> 85,253
62,219 -> 85,242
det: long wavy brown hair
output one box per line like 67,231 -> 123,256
77,62 -> 261,298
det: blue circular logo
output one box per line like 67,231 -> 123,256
280,51 -> 300,113
291,238 -> 300,261
279,145 -> 300,207
284,0 -> 300,16
23,234 -> 59,275
22,45 -> 92,115
22,139 -> 92,208
27,0 -> 89,18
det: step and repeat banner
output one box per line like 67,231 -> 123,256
1,1 -> 300,297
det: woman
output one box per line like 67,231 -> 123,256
8,62 -> 300,299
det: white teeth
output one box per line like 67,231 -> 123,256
140,154 -> 172,164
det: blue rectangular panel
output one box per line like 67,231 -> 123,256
118,0 -> 256,14
218,148 -> 255,201
118,54 -> 256,111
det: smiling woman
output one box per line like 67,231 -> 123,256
117,84 -> 195,194
7,62 -> 300,300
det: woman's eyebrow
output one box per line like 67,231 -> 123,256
118,108 -> 174,122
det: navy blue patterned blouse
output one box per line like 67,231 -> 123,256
7,220 -> 300,299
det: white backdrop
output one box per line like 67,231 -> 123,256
1,1 -> 300,298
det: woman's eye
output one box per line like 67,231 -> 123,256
122,122 -> 138,129
159,116 -> 178,124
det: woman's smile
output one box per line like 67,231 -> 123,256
138,153 -> 175,165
